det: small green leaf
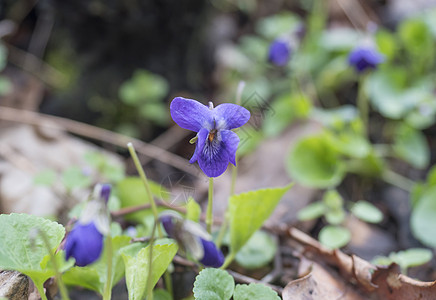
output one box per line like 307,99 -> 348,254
193,268 -> 235,300
319,225 -> 351,249
235,231 -> 277,269
325,209 -> 345,225
256,12 -> 300,39
154,288 -> 173,300
0,214 -> 65,295
372,255 -> 393,266
390,248 -> 432,270
62,166 -> 92,190
233,283 -> 280,300
122,239 -> 178,300
393,124 -> 430,169
63,235 -> 131,294
287,133 -> 345,188
351,201 -> 383,223
297,201 -> 325,221
186,197 -> 201,222
411,186 -> 436,247
34,169 -> 56,186
323,190 -> 343,209
229,185 -> 292,254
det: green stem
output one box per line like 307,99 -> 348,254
357,74 -> 369,136
38,230 -> 70,300
206,177 -> 214,234
381,169 -> 415,192
35,282 -> 48,300
127,142 -> 163,238
103,236 -> 113,300
220,252 -> 236,270
146,221 -> 157,300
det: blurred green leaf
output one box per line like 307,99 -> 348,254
287,133 -> 346,188
411,186 -> 436,247
237,127 -> 263,156
0,76 -> 12,96
34,169 -> 56,186
319,28 -> 359,51
256,13 -> 300,39
319,225 -> 351,249
119,69 -> 168,105
393,124 -> 430,169
235,231 -> 277,269
390,248 -> 432,270
186,197 -> 201,222
297,201 -> 325,221
399,19 -> 434,59
62,166 -> 92,190
350,201 -> 383,224
139,102 -> 169,126
117,177 -> 168,224
375,30 -> 398,61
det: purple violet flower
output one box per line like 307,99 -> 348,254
267,39 -> 291,66
348,46 -> 384,73
160,213 -> 224,268
170,97 -> 250,178
65,183 -> 111,266
65,221 -> 103,266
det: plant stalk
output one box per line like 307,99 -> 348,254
103,236 -> 113,300
206,177 -> 214,234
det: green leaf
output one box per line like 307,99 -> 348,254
389,248 -> 432,270
332,133 -> 371,159
411,186 -> 436,247
393,124 -> 430,169
325,209 -> 345,225
186,197 -> 201,222
256,12 -> 300,39
287,133 -> 345,188
117,177 -> 168,223
297,201 -> 325,221
62,166 -> 92,190
319,27 -> 360,51
139,102 -> 169,126
0,76 -> 12,96
154,288 -> 173,300
233,283 -> 280,300
0,214 -> 65,295
122,239 -> 178,300
34,169 -> 56,186
63,235 -> 131,293
235,231 -> 277,269
237,127 -> 263,157
351,201 -> 383,224
318,225 -> 351,249
399,19 -> 434,58
193,268 -> 235,300
375,30 -> 397,61
229,185 -> 292,254
322,191 -> 345,225
119,69 -> 168,105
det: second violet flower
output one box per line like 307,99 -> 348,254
170,97 -> 250,178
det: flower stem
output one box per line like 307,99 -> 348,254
206,177 -> 214,234
127,142 -> 163,238
220,252 -> 236,270
357,74 -> 369,136
38,230 -> 70,300
103,235 -> 113,300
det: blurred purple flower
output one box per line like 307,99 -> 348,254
65,183 -> 112,266
170,97 -> 250,178
267,39 -> 291,66
160,213 -> 224,268
348,46 -> 384,73
65,221 -> 103,266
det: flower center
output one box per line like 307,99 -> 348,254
208,129 -> 217,142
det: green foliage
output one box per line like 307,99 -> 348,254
117,177 -> 168,224
233,283 -> 280,300
235,231 -> 277,269
256,12 -> 300,39
0,214 -> 66,297
84,151 -> 125,183
62,166 -> 92,191
350,201 -> 383,224
119,69 -> 169,126
34,170 -> 57,186
318,225 -> 351,249
186,197 -> 201,222
393,124 -> 430,169
228,185 -> 292,255
373,248 -> 433,273
62,235 -> 131,293
193,268 -> 235,300
411,186 -> 436,247
287,133 -> 345,188
122,239 -> 178,300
